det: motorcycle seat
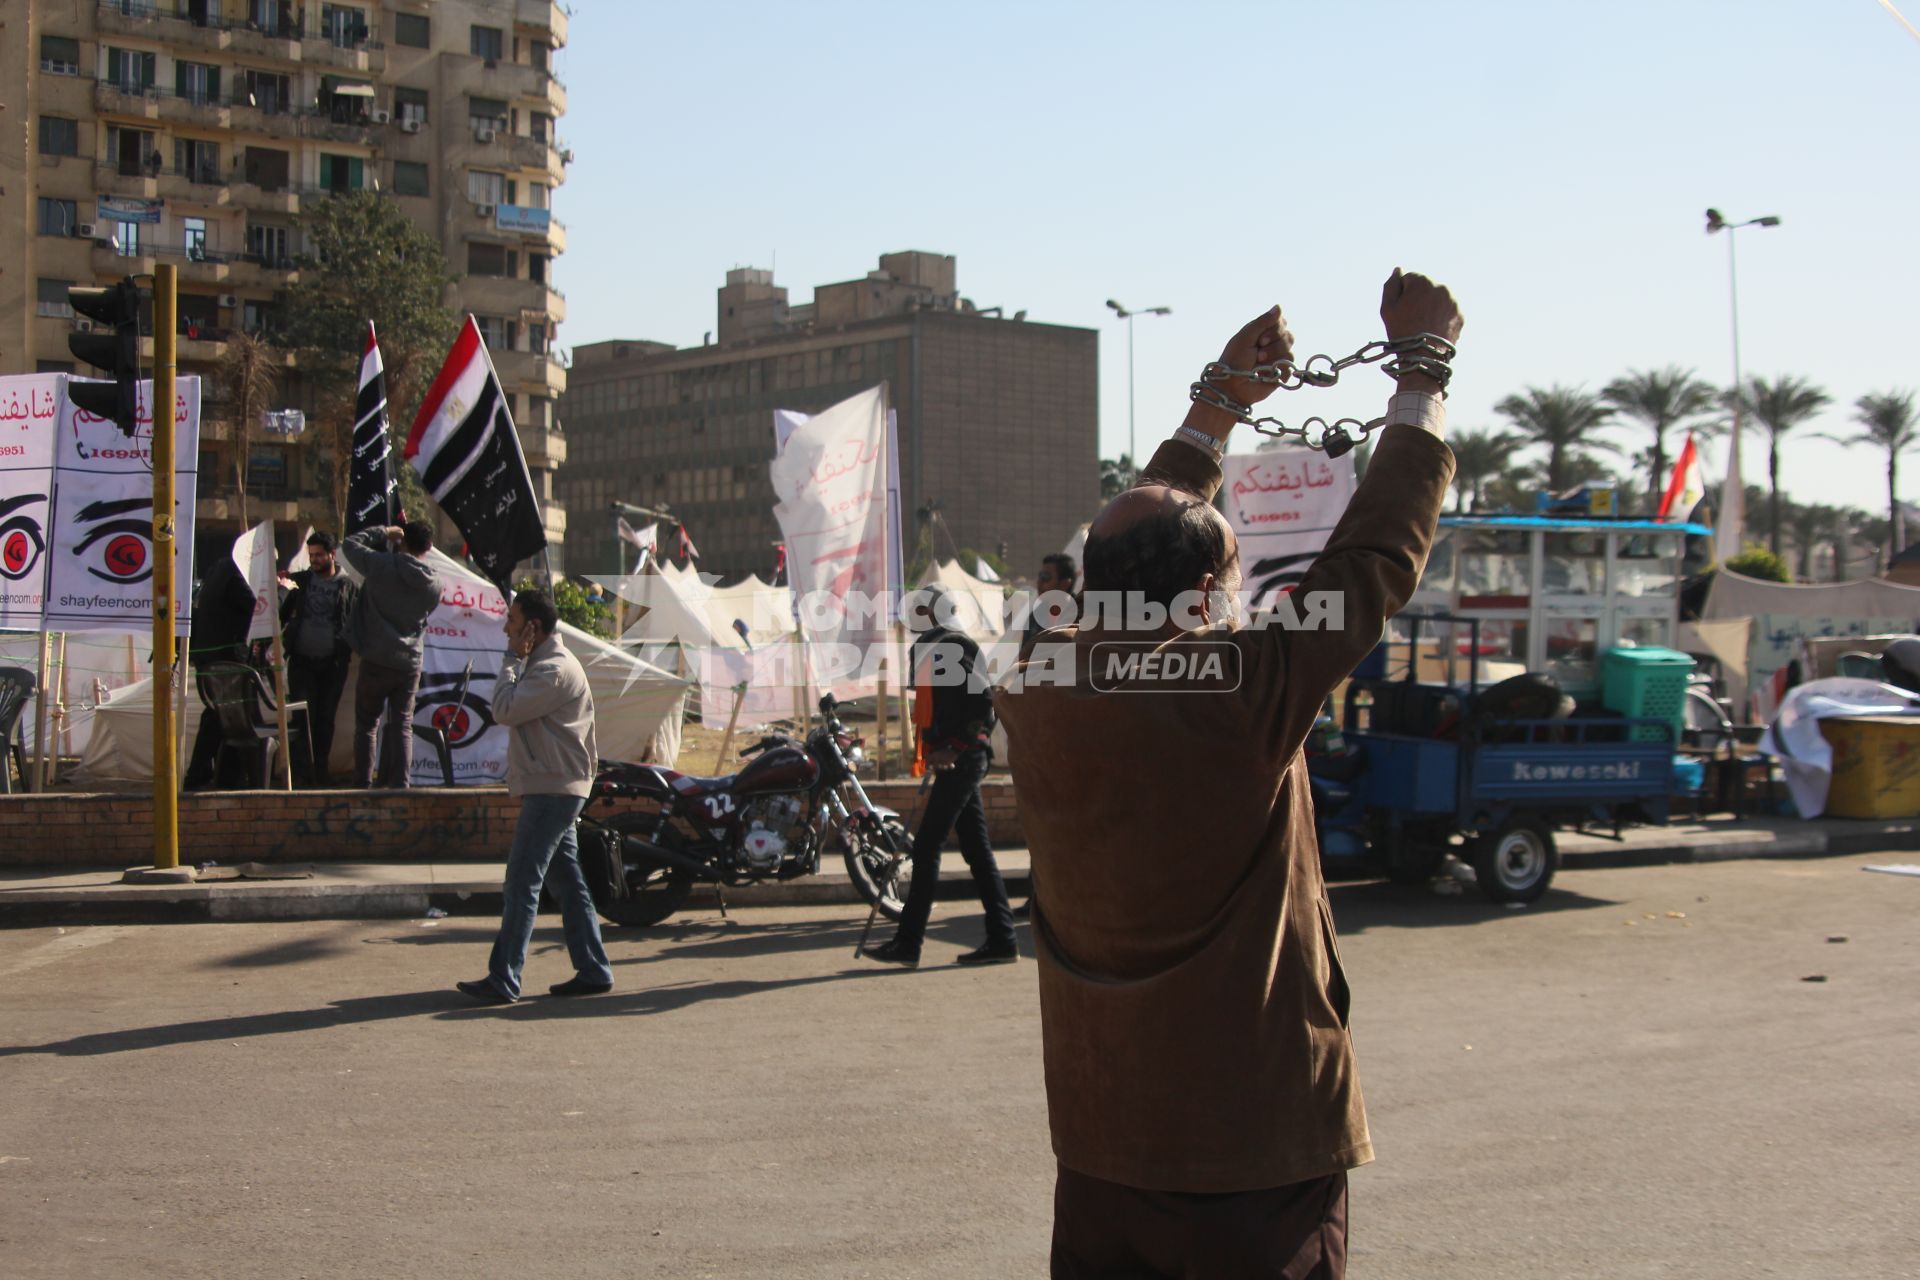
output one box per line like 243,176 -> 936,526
656,768 -> 736,796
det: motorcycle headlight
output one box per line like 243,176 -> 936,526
848,746 -> 866,764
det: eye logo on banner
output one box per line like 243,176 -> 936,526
72,496 -> 154,583
0,494 -> 47,581
417,679 -> 495,750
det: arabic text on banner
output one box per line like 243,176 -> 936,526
407,573 -> 513,785
232,520 -> 279,641
1219,449 -> 1356,609
0,374 -> 66,629
43,377 -> 201,636
769,386 -> 893,699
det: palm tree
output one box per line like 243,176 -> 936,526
1735,375 -> 1831,558
215,331 -> 281,530
1602,367 -> 1718,510
1495,386 -> 1619,493
1447,428 -> 1522,512
1826,392 -> 1920,566
1783,500 -> 1839,582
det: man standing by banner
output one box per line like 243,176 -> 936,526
342,521 -> 440,788
280,531 -> 357,785
405,318 -> 546,591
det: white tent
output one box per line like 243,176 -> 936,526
916,558 -> 1006,642
67,549 -> 690,788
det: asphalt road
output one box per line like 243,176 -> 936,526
1,856 -> 1915,1279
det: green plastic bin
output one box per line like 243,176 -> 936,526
1601,646 -> 1695,743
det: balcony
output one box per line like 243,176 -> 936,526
521,428 -> 567,469
94,167 -> 163,201
508,135 -> 566,184
487,203 -> 567,253
305,37 -> 386,75
156,92 -> 234,130
493,350 -> 567,398
460,277 -> 566,327
229,20 -> 305,65
301,114 -> 378,148
542,502 -> 568,544
93,1 -> 232,52
517,0 -> 568,48
156,168 -> 234,206
228,101 -> 306,137
225,254 -> 301,289
93,81 -> 162,121
230,181 -> 301,216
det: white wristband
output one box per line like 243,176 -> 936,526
1384,392 -> 1446,438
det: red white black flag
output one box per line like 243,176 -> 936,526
405,317 -> 546,590
347,320 -> 400,534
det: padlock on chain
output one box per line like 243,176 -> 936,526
1320,426 -> 1356,459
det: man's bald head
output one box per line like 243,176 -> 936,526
1083,483 -> 1239,621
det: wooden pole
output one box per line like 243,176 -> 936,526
713,682 -> 746,773
152,261 -> 179,868
876,657 -> 889,782
264,521 -> 293,789
55,634 -> 71,769
31,631 -> 52,791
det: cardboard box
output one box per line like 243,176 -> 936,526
1820,715 -> 1920,819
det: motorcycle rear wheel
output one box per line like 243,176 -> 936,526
843,817 -> 910,921
590,815 -> 696,928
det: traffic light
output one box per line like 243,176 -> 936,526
66,277 -> 143,438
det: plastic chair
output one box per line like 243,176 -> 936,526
195,662 -> 311,789
414,660 -> 475,787
0,666 -> 37,794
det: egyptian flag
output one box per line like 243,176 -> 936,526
674,521 -> 700,563
405,316 -> 546,591
347,321 -> 401,534
1658,431 -> 1707,521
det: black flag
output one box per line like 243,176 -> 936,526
347,320 -> 401,534
403,316 -> 546,591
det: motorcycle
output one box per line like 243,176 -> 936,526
575,694 -> 914,927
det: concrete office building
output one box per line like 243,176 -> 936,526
0,0 -> 570,556
561,251 -> 1099,583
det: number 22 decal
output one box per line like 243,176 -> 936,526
703,794 -> 737,819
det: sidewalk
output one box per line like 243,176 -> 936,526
3,816 -> 1916,927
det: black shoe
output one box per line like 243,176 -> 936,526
956,941 -> 1020,966
549,975 -> 613,997
864,938 -> 921,969
1012,900 -> 1032,920
456,978 -> 516,1004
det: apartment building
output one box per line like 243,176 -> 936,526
0,0 -> 570,559
560,252 -> 1100,583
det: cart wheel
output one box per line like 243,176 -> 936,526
1469,820 -> 1557,903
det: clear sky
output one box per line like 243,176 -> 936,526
554,1 -> 1920,515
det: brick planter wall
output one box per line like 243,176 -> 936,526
0,778 -> 1024,868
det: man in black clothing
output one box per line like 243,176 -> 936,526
183,539 -> 259,790
279,531 -> 358,786
866,586 -> 1017,969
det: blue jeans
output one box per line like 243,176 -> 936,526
487,794 -> 612,999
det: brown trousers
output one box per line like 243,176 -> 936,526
1051,1164 -> 1347,1280
352,660 -> 420,789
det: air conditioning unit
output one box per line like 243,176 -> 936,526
371,109 -> 391,124
219,293 -> 238,308
74,222 -> 96,238
558,149 -> 573,165
92,236 -> 116,249
475,127 -> 497,143
74,318 -> 94,333
476,203 -> 496,218
400,119 -> 422,134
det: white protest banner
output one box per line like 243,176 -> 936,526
232,520 -> 279,640
43,377 -> 200,635
698,640 -> 808,732
408,570 -> 512,785
0,374 -> 65,629
1220,448 -> 1356,609
770,386 -> 892,698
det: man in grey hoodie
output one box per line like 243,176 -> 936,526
457,587 -> 613,1004
341,520 -> 441,788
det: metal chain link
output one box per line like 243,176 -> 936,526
1188,332 -> 1456,456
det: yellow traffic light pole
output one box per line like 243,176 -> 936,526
151,264 -> 179,871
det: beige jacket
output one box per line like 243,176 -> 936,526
996,424 -> 1453,1194
492,632 -> 598,798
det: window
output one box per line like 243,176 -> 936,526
529,111 -> 555,144
178,292 -> 218,333
321,4 -> 368,48
528,324 -> 549,356
394,86 -> 428,125
112,222 -> 142,257
468,96 -> 507,135
36,279 -> 74,319
247,222 -> 291,265
395,12 -> 430,47
241,69 -> 291,114
524,182 -> 549,210
175,138 -> 220,184
246,448 -> 288,498
393,160 -> 430,197
176,60 -> 221,104
37,116 -> 78,157
243,299 -> 278,335
243,146 -> 291,191
37,361 -> 74,375
40,36 -> 80,75
107,126 -> 157,176
528,253 -> 549,285
318,153 -> 365,193
183,217 -> 210,261
466,242 -> 515,277
470,25 -> 504,60
37,198 -> 77,237
249,0 -> 292,36
466,170 -> 505,205
474,315 -> 515,350
530,41 -> 552,73
105,48 -> 156,92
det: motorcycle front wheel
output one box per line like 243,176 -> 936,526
842,817 -> 910,921
588,815 -> 696,928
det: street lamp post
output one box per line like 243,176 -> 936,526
1704,208 -> 1781,563
1105,299 -> 1171,478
